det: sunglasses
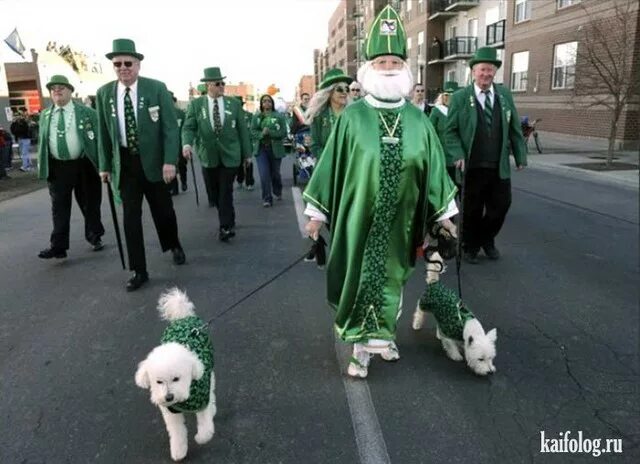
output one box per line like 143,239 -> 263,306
213,82 -> 225,87
334,85 -> 349,93
113,61 -> 133,68
350,88 -> 361,92
415,89 -> 425,93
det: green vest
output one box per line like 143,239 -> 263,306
160,316 -> 214,414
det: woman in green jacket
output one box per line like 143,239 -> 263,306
251,94 -> 287,207
429,81 -> 458,185
305,68 -> 352,159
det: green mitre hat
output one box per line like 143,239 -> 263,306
365,5 -> 407,60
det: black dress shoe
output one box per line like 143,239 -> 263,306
38,247 -> 67,259
482,244 -> 501,260
218,228 -> 235,242
171,247 -> 186,265
126,272 -> 149,292
91,239 -> 104,251
464,249 -> 480,264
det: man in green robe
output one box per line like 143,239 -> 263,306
303,5 -> 458,378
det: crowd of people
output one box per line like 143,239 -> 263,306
27,5 -> 527,377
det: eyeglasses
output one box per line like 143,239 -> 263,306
213,82 -> 225,87
350,88 -> 361,93
113,61 -> 133,68
415,89 -> 425,93
334,85 -> 349,93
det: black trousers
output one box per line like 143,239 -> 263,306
119,148 -> 181,273
202,165 -> 236,230
236,160 -> 255,186
462,168 -> 511,251
48,157 -> 104,250
168,153 -> 187,193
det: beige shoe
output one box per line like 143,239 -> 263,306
380,341 -> 400,362
347,344 -> 370,378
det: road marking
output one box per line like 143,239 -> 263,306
292,186 -> 391,464
291,187 -> 308,237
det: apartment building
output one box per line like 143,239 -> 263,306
326,0 -> 358,77
504,0 -> 639,148
426,0 -> 506,99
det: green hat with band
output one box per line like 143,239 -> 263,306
468,47 -> 502,69
443,81 -> 459,93
196,83 -> 207,94
46,75 -> 74,92
200,67 -> 226,82
319,68 -> 352,90
365,5 -> 407,60
105,38 -> 144,61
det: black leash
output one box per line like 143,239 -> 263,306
200,236 -> 326,327
455,166 -> 466,299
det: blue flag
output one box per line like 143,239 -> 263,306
4,28 -> 26,58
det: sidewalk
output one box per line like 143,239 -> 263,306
524,131 -> 639,190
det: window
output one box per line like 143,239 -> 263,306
418,0 -> 425,14
407,37 -> 412,53
510,51 -> 529,91
417,31 -> 425,62
467,18 -> 478,37
447,69 -> 456,83
514,0 -> 531,23
447,25 -> 457,39
557,0 -> 580,8
552,42 -> 577,89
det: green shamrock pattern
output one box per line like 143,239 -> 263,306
418,282 -> 475,341
160,316 -> 214,413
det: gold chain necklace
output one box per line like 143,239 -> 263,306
378,112 -> 401,145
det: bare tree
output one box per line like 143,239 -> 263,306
573,0 -> 640,166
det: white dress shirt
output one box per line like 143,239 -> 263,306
49,101 -> 82,159
117,80 -> 138,147
474,83 -> 495,110
207,95 -> 225,129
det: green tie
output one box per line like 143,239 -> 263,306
124,87 -> 138,154
483,89 -> 493,130
56,108 -> 71,160
213,98 -> 222,134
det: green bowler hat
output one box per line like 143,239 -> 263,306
46,75 -> 74,92
201,67 -> 226,82
443,81 -> 459,93
365,5 -> 407,60
105,38 -> 144,61
196,83 -> 207,94
319,68 -> 352,90
468,47 -> 502,69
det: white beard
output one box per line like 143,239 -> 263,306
358,61 -> 414,101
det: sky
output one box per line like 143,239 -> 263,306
0,0 -> 340,100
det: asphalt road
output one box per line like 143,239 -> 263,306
1,160 -> 637,463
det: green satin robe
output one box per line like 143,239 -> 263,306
303,99 -> 456,343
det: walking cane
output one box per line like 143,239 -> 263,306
189,157 -> 199,206
106,181 -> 126,270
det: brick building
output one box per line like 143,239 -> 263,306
504,0 -> 639,149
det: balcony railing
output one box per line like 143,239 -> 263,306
486,19 -> 505,47
444,36 -> 477,58
445,0 -> 480,12
428,0 -> 456,20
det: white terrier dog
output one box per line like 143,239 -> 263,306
412,252 -> 497,376
135,288 -> 216,461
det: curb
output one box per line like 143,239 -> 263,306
527,159 -> 638,190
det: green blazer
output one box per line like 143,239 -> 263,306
250,111 -> 287,159
445,84 -> 527,179
96,77 -> 179,195
429,105 -> 450,166
37,102 -> 99,180
310,106 -> 337,158
182,96 -> 251,168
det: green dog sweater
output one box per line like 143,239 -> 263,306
418,282 -> 475,341
160,316 -> 214,413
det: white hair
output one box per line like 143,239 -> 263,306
304,85 -> 334,125
358,60 -> 414,101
